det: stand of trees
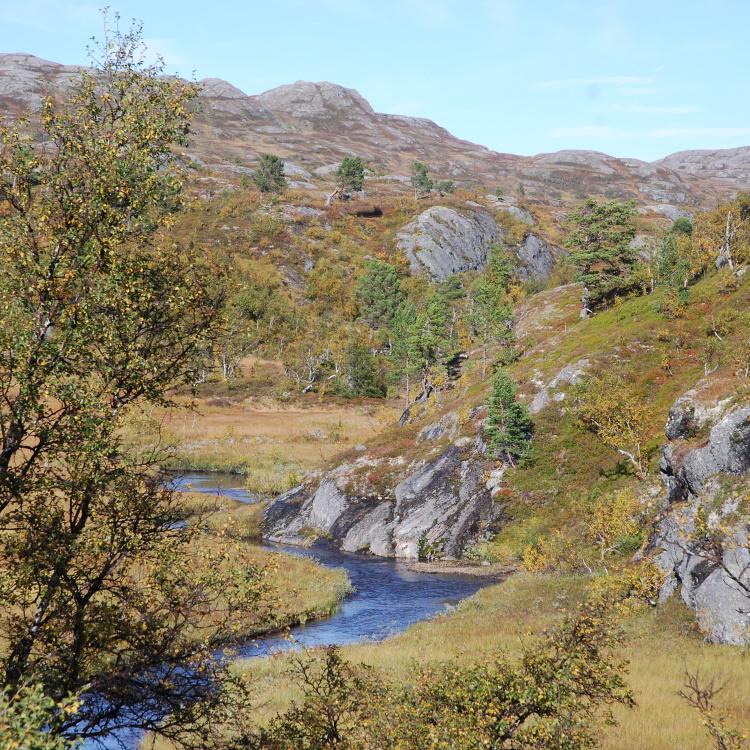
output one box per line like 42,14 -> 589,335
0,20 -> 266,748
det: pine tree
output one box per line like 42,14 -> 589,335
343,341 -> 386,398
470,278 -> 513,377
469,243 -> 515,376
253,153 -> 287,194
391,301 -> 426,407
565,198 -> 638,313
485,369 -> 533,465
410,161 -> 433,198
336,156 -> 365,198
355,259 -> 405,331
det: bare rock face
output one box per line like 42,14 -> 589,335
656,147 -> 750,186
654,399 -> 750,643
661,406 -> 750,501
515,233 -> 564,283
263,433 -> 501,560
656,492 -> 750,644
257,81 -> 375,127
0,54 -> 80,113
396,206 -> 502,280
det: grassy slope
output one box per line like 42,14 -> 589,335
237,573 -> 750,750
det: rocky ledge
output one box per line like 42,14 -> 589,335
653,390 -> 750,644
263,414 -> 503,560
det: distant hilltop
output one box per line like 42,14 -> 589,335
2,52 -> 749,209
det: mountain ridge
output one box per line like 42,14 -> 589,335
1,53 -> 748,207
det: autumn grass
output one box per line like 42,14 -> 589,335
124,366 -> 399,494
234,572 -> 750,750
178,492 -> 352,638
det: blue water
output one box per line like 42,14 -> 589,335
241,541 -> 488,657
166,470 -> 262,503
84,472 -> 492,747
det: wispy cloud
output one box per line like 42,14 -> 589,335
650,127 -> 750,138
615,104 -> 702,115
535,75 -> 655,89
550,125 -> 629,139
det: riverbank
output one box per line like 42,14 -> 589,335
234,572 -> 750,750
177,491 -> 352,640
403,560 -> 514,578
123,381 -> 398,495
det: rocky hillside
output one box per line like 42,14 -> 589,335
264,266 -> 750,645
1,53 -> 748,209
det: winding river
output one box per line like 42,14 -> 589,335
173,472 -> 490,655
88,472 -> 492,747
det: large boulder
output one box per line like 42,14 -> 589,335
396,206 -> 502,281
263,432 -> 502,560
396,207 -> 561,283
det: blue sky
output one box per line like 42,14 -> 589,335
1,0 -> 749,161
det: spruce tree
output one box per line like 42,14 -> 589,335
485,369 -> 533,465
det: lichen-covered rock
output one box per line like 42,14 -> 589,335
262,440 -> 502,559
396,206 -> 502,281
529,358 -> 590,414
665,384 -> 735,440
663,406 -> 750,500
656,492 -> 750,644
654,400 -> 750,643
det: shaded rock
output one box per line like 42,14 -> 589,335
396,206 -> 502,280
515,233 -> 563,283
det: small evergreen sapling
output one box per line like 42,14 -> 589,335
253,153 -> 287,194
335,156 -> 365,198
485,369 -> 533,466
410,161 -> 433,198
